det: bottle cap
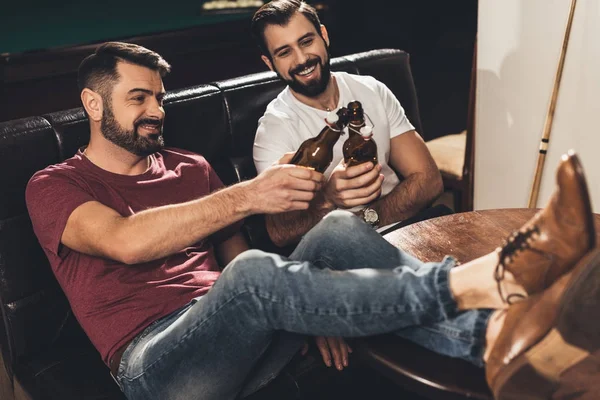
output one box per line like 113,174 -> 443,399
360,126 -> 373,137
325,111 -> 340,124
348,101 -> 364,118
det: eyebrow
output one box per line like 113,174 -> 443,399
127,88 -> 166,96
272,32 -> 316,55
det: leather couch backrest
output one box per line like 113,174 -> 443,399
0,117 -> 67,381
0,49 -> 421,385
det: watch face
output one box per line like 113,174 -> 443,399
364,208 -> 379,224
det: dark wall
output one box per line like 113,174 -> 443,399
324,1 -> 478,141
1,0 -> 477,142
0,18 -> 267,123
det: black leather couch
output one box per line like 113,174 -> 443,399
0,48 -> 487,400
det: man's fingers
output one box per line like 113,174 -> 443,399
348,165 -> 382,188
335,165 -> 381,191
315,337 -> 332,367
337,175 -> 384,205
286,200 -> 310,211
344,162 -> 379,179
301,341 -> 309,356
313,337 -> 350,370
288,190 -> 316,202
286,165 -> 325,183
276,152 -> 297,165
327,337 -> 347,370
286,176 -> 322,192
339,189 -> 382,208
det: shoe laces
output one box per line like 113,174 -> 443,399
494,225 -> 541,304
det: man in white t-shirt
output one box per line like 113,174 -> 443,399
252,0 -> 443,247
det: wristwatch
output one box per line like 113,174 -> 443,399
362,207 -> 380,228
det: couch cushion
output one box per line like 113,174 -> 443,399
15,332 -> 124,400
0,117 -> 71,372
426,130 -> 466,179
164,84 -> 238,185
0,117 -> 60,217
14,317 -> 122,399
43,108 -> 90,161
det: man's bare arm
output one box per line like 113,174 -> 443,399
368,131 -> 443,227
265,161 -> 383,247
62,164 -> 324,264
265,194 -> 333,247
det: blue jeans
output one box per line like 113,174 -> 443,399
115,211 -> 491,400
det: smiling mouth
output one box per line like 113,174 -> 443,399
296,64 -> 317,77
135,117 -> 163,134
292,58 -> 320,77
140,124 -> 160,131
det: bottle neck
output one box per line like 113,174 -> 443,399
348,120 -> 365,135
317,125 -> 342,146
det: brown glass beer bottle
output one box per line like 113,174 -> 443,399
343,100 -> 367,164
290,107 -> 350,173
345,125 -> 378,167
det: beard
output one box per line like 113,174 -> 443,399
100,104 -> 165,157
276,51 -> 332,98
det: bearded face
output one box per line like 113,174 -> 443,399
262,12 -> 334,99
275,51 -> 332,97
100,100 -> 164,157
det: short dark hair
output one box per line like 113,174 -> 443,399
251,0 -> 322,57
77,42 -> 171,100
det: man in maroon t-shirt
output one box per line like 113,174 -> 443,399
25,41 -> 600,400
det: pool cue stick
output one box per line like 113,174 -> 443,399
527,0 -> 578,208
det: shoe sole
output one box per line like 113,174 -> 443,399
570,154 -> 596,252
493,249 -> 600,400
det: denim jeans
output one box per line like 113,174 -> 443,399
115,210 -> 491,400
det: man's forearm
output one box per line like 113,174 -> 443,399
370,171 -> 443,227
266,195 -> 334,247
110,183 -> 254,264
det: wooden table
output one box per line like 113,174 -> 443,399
355,208 -> 600,400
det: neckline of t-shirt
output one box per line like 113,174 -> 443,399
76,148 -> 163,182
286,72 -> 352,115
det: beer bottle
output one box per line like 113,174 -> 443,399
290,107 -> 350,173
343,100 -> 367,164
345,125 -> 378,167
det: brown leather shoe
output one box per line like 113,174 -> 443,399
486,249 -> 600,400
494,151 -> 595,303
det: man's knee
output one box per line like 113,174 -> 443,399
300,210 -> 369,252
222,249 -> 282,289
317,209 -> 365,234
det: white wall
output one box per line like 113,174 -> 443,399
475,0 -> 600,212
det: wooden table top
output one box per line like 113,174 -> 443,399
383,208 -> 600,264
356,208 -> 600,400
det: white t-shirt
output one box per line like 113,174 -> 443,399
253,71 -> 415,212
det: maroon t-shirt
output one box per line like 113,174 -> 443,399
25,148 -> 241,365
